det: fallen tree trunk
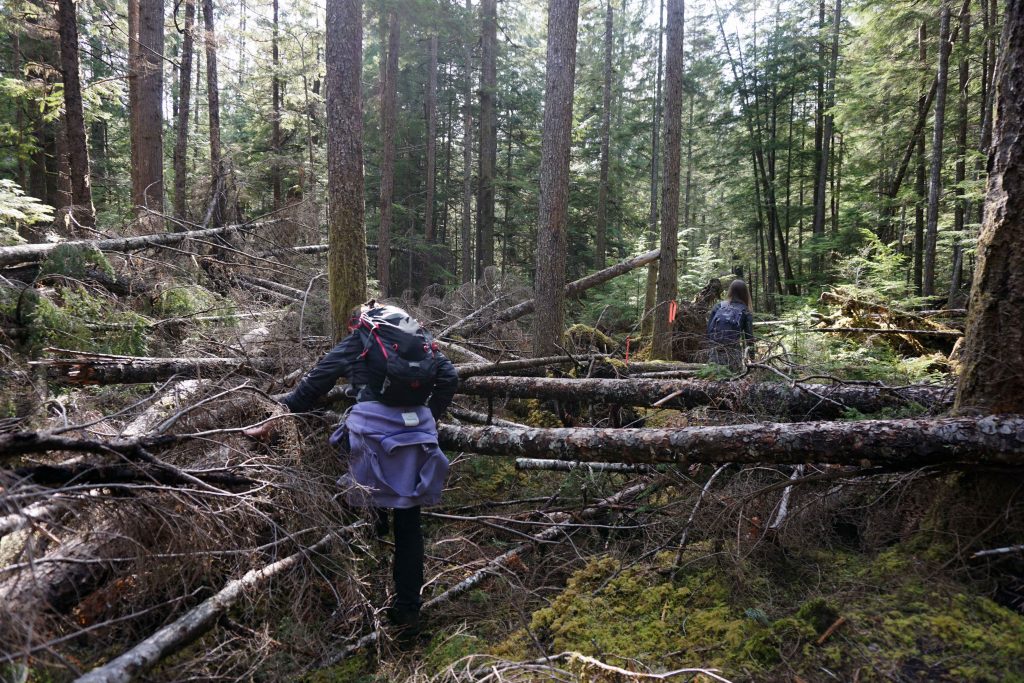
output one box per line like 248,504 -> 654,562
0,221 -> 280,268
454,249 -> 659,338
436,415 -> 1024,467
810,327 -> 962,337
9,462 -> 254,490
234,275 -> 325,304
32,356 -> 283,385
455,354 -> 607,378
74,533 -> 335,683
515,458 -> 657,473
0,432 -> 179,464
456,376 -> 952,418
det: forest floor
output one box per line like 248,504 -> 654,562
1,239 -> 1022,682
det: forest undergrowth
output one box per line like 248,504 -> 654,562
1,234 -> 1022,683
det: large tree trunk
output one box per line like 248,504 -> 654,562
531,0 -> 580,356
455,375 -> 951,418
129,0 -> 164,230
325,0 -> 367,341
377,10 -> 399,296
642,0 -> 664,339
271,0 -> 282,211
56,0 -> 96,232
651,0 -> 683,359
203,0 -> 226,228
923,3 -> 952,297
34,355 -> 285,385
173,0 -> 195,225
476,0 -> 497,278
437,416 -> 1024,467
949,5 -> 970,305
461,0 -> 473,284
955,2 -> 1024,414
424,34 -> 438,243
595,0 -> 613,270
811,0 -> 840,255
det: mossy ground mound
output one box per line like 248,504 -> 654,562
491,547 -> 1024,682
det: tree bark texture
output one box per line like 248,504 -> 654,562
949,5 -> 971,303
377,10 -> 399,296
811,0 -> 840,246
477,0 -> 497,277
955,1 -> 1024,414
455,375 -> 951,418
56,0 -> 96,231
173,0 -> 195,224
325,0 -> 367,341
924,3 -> 951,297
461,0 -> 473,284
271,0 -> 282,211
595,0 -> 613,270
34,355 -> 284,385
73,535 -> 334,683
425,34 -> 438,242
437,415 -> 1024,467
651,0 -> 683,360
459,249 -> 658,338
132,0 -> 164,230
203,0 -> 226,227
531,0 -> 580,356
643,0 -> 665,339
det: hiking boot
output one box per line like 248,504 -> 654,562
386,606 -> 423,644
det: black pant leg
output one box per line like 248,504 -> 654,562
391,506 -> 423,613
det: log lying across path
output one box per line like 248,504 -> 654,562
457,376 -> 952,418
437,415 -> 1024,467
0,220 -> 279,268
32,355 -> 283,385
35,353 -> 607,386
453,249 -> 660,337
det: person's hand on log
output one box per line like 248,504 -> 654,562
244,415 -> 282,441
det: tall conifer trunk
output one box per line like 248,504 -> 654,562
173,0 -> 195,225
955,0 -> 1024,413
811,0 -> 840,263
651,0 -> 683,359
325,0 -> 366,341
203,0 -> 226,227
377,9 -> 399,296
271,0 -> 282,211
461,0 -> 473,285
595,0 -> 613,270
923,3 -> 951,297
532,0 -> 580,356
131,0 -> 164,230
643,0 -> 664,339
56,0 -> 96,231
425,35 -> 438,243
477,0 -> 497,279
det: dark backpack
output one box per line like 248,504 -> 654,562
356,305 -> 440,406
708,302 -> 745,345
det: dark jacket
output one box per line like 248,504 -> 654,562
281,330 -> 459,419
706,300 -> 754,344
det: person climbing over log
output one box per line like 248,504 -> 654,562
706,279 -> 755,370
246,301 -> 458,639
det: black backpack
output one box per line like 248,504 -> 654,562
708,301 -> 745,345
355,305 -> 440,406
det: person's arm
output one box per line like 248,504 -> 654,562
427,352 -> 459,420
281,332 -> 363,413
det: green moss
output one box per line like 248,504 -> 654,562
523,399 -> 562,427
152,283 -> 236,323
424,633 -> 483,673
38,243 -> 115,280
563,324 -> 617,352
27,287 -> 150,356
304,654 -> 375,683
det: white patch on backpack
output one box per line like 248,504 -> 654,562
402,412 -> 420,427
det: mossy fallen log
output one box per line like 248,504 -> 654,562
456,376 -> 951,418
437,415 -> 1024,467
